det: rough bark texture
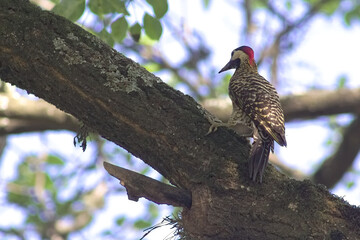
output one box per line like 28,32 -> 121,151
1,1 -> 360,239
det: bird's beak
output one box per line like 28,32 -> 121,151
219,59 -> 239,73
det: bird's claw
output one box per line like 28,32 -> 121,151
206,120 -> 225,136
206,124 -> 218,136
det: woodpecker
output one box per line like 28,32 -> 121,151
208,46 -> 287,182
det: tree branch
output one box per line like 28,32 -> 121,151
281,89 -> 360,121
313,116 -> 360,188
104,162 -> 192,208
0,93 -> 79,135
273,0 -> 329,50
1,1 -> 360,239
202,88 -> 360,122
256,0 -> 331,82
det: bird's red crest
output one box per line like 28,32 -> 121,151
238,46 -> 255,66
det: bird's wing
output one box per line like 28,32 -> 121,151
231,76 -> 287,146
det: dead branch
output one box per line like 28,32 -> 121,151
104,162 -> 192,208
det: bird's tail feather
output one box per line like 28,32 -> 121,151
249,139 -> 272,182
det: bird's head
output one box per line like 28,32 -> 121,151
219,46 -> 257,73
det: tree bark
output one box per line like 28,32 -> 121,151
1,1 -> 359,239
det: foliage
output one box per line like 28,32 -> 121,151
0,133 -> 169,239
52,0 -> 168,44
2,151 -> 101,239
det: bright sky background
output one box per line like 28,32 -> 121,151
1,0 -> 360,239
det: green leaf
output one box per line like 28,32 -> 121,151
125,153 -> 133,165
148,203 -> 159,218
52,0 -> 85,22
202,0 -> 211,9
344,12 -> 352,26
319,0 -> 340,15
140,166 -> 150,175
285,0 -> 292,10
45,173 -> 55,190
18,162 -> 36,186
252,0 -> 267,9
143,13 -> 162,40
133,219 -> 152,229
346,181 -> 354,189
344,5 -> 360,26
325,138 -> 332,146
98,28 -> 115,47
89,0 -> 129,15
116,216 -> 126,225
146,0 -> 168,19
129,23 -> 142,42
101,230 -> 112,236
26,213 -> 43,225
56,200 -> 73,215
115,0 -> 130,15
138,34 -> 157,46
303,0 -> 318,4
7,192 -> 32,206
46,155 -> 64,165
143,62 -> 161,72
111,17 -> 128,42
336,75 -> 347,89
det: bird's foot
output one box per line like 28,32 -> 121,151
206,119 -> 228,136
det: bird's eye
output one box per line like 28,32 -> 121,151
231,51 -> 234,57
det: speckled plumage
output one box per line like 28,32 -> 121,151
209,46 -> 286,182
229,64 -> 286,147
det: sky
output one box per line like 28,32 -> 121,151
1,0 -> 360,239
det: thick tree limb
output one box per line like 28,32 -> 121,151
281,89 -> 360,121
313,116 -> 360,188
104,162 -> 192,208
1,1 -> 360,239
202,88 -> 360,123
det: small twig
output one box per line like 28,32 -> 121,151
263,0 -> 289,22
275,0 -> 329,44
140,215 -> 181,240
103,162 -> 192,208
257,0 -> 330,76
